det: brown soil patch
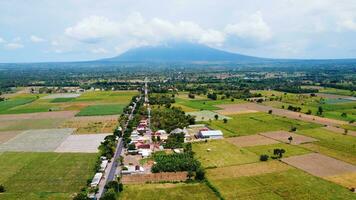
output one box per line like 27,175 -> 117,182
0,111 -> 78,121
0,131 -> 22,143
260,131 -> 317,145
216,104 -> 258,115
227,134 -> 280,147
325,172 -> 356,189
122,172 -> 187,184
207,161 -> 291,180
282,153 -> 356,177
61,115 -> 118,134
322,126 -> 356,137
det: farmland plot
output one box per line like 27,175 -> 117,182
0,128 -> 74,152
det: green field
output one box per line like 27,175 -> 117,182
0,118 -> 66,132
206,112 -> 321,137
119,183 -> 219,200
0,91 -> 137,115
0,152 -> 97,200
245,143 -> 311,158
174,97 -> 244,112
50,97 -> 76,103
298,128 -> 356,156
253,89 -> 356,122
74,91 -> 137,103
76,104 -> 125,116
319,87 -> 355,96
208,169 -> 355,200
192,139 -> 259,168
0,96 -> 38,114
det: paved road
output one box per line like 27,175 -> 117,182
96,94 -> 141,199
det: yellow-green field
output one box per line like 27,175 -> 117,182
0,152 -> 97,200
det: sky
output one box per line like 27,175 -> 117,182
0,0 -> 356,63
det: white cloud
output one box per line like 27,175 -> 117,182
65,15 -> 119,43
91,47 -> 108,54
51,40 -> 59,46
0,37 -> 5,43
5,43 -> 24,49
225,11 -> 272,41
338,15 -> 356,31
65,13 -> 226,47
30,35 -> 45,42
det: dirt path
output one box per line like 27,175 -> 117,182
0,111 -> 78,121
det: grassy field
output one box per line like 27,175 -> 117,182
245,143 -> 311,158
74,90 -> 137,103
206,112 -> 322,137
0,152 -> 97,200
253,89 -> 356,122
0,118 -> 66,132
119,183 -> 219,200
192,139 -> 259,168
319,87 -> 355,96
76,104 -> 125,116
298,128 -> 356,156
208,169 -> 355,200
174,97 -> 244,112
0,91 -> 137,115
0,96 -> 38,114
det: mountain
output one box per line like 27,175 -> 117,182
103,42 -> 264,62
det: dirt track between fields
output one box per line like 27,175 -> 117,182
260,131 -> 317,145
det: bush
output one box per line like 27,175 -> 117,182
105,180 -> 119,192
290,126 -> 297,132
223,118 -> 228,123
73,192 -> 89,200
268,110 -> 273,114
195,167 -> 205,180
101,189 -> 116,200
260,154 -> 269,161
0,184 -> 5,193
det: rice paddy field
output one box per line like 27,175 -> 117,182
76,104 -> 125,116
173,96 -> 244,112
0,152 -> 97,200
207,169 -> 355,200
192,139 -> 259,168
119,183 -> 219,200
0,90 -> 137,115
206,112 -> 322,137
252,89 -> 356,122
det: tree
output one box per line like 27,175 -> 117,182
105,180 -> 119,192
273,148 -> 286,159
341,112 -> 347,118
268,110 -> 273,114
195,167 -> 205,180
306,109 -> 312,115
260,154 -> 269,161
118,183 -> 123,192
288,136 -> 293,144
290,126 -> 297,132
214,114 -> 219,120
317,106 -> 323,115
73,192 -> 89,200
0,184 -> 5,193
344,129 -> 348,135
101,189 -> 116,200
223,118 -> 228,123
157,136 -> 161,142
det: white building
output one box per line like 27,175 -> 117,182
198,130 -> 223,139
90,173 -> 103,187
99,160 -> 108,172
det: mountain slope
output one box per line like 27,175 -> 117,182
104,42 -> 264,62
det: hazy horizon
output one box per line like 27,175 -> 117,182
1,0 -> 356,63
